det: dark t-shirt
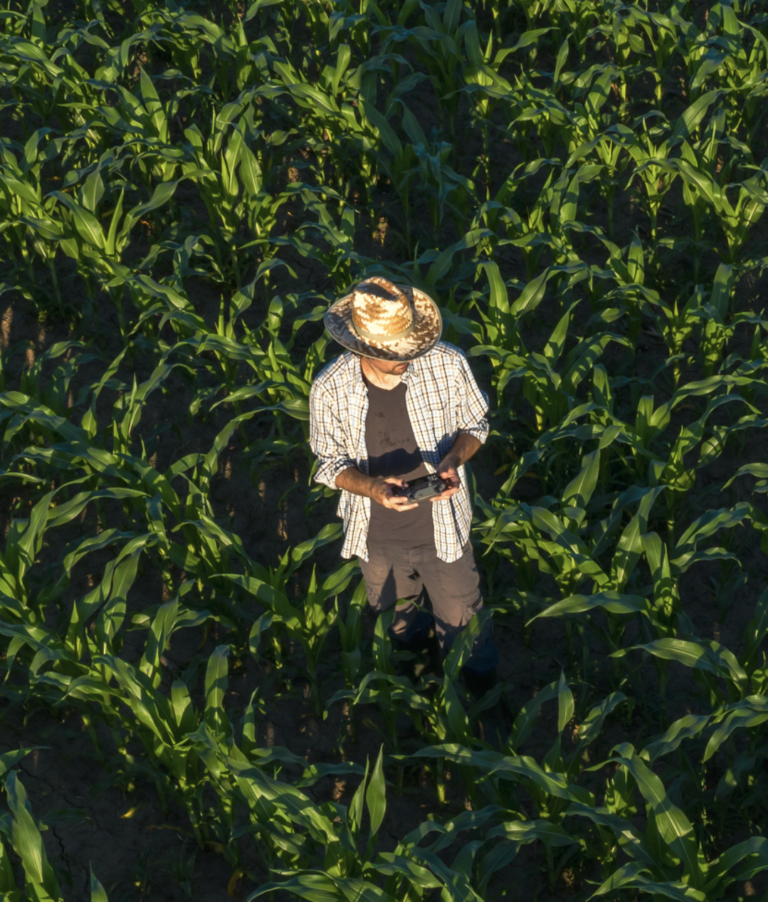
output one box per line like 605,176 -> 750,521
364,377 -> 434,547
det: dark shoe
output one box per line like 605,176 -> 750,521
391,630 -> 430,655
462,666 -> 498,698
477,704 -> 507,751
467,677 -> 509,752
392,627 -> 440,682
389,610 -> 433,651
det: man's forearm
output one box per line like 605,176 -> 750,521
335,433 -> 480,496
439,433 -> 482,470
335,466 -> 377,498
336,467 -> 419,511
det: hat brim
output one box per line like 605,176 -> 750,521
324,285 -> 442,361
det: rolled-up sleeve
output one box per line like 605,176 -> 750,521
309,382 -> 355,489
455,354 -> 489,443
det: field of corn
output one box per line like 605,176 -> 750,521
1,0 -> 768,899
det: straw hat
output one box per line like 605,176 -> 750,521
324,276 -> 442,361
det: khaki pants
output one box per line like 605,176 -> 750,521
358,542 -> 497,674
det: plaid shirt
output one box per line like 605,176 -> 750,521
309,341 -> 489,562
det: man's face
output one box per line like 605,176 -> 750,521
365,357 -> 409,377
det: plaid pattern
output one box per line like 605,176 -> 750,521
309,341 -> 489,562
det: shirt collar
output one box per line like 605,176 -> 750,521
347,353 -> 367,397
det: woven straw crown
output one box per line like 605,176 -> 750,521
324,275 -> 442,361
350,278 -> 414,342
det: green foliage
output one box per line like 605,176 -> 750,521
0,0 -> 767,899
0,753 -> 108,901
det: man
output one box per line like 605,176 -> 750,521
309,276 -> 498,691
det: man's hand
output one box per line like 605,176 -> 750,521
335,468 -> 418,510
429,434 -> 482,503
371,476 -> 419,511
430,458 -> 461,502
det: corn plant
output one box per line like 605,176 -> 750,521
0,752 -> 109,902
1,0 -> 768,897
